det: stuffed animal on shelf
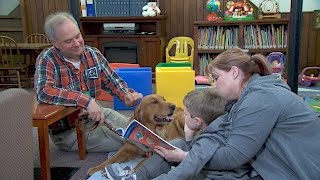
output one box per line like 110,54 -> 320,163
142,0 -> 161,17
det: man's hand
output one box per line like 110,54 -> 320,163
124,92 -> 143,106
153,146 -> 188,163
86,98 -> 105,124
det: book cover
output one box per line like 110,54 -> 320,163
117,119 -> 176,151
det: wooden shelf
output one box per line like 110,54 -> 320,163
80,16 -> 166,70
0,28 -> 23,32
194,18 -> 290,75
80,15 -> 166,22
83,34 -> 162,38
0,16 -> 22,20
80,16 -> 166,37
198,48 -> 287,54
247,48 -> 287,53
194,18 -> 290,26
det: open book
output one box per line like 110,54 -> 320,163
116,119 -> 176,151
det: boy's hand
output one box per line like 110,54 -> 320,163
153,146 -> 188,163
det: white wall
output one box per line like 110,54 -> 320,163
250,0 -> 320,12
0,0 -> 20,16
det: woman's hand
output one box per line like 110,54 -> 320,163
153,146 -> 188,163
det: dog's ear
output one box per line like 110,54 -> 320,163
133,105 -> 144,122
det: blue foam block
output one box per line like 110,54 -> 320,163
114,67 -> 152,110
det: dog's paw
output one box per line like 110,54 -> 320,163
87,167 -> 97,176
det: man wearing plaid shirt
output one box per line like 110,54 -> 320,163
34,12 -> 142,152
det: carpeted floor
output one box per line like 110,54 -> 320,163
29,85 -> 320,179
33,99 -> 134,180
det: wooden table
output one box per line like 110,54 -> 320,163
0,42 -> 52,70
33,102 -> 86,180
16,43 -> 51,50
0,42 -> 51,50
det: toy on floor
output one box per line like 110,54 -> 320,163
298,67 -> 320,87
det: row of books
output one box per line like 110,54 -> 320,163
197,26 -> 240,50
243,24 -> 288,49
80,0 -> 148,17
198,53 -> 287,76
198,54 -> 214,75
197,24 -> 287,50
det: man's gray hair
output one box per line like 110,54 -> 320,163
44,12 -> 78,40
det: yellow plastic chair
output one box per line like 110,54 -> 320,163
165,36 -> 194,68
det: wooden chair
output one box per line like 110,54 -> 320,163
0,35 -> 29,88
25,33 -> 50,78
165,36 -> 194,68
25,33 -> 50,44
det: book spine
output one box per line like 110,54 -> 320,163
80,0 -> 87,17
86,0 -> 96,17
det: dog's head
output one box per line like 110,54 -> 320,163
133,94 -> 176,128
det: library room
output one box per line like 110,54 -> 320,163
0,0 -> 319,180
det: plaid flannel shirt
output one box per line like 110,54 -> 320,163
34,45 -> 134,133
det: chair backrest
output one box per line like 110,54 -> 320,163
166,36 -> 194,66
25,33 -> 50,43
0,35 -> 21,67
0,88 -> 33,180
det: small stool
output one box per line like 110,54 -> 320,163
156,63 -> 195,108
96,63 -> 140,101
114,67 -> 152,110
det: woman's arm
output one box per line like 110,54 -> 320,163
207,90 -> 280,169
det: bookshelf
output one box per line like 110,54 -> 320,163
79,16 -> 166,71
194,18 -> 290,76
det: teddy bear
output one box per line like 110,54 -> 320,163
142,0 -> 161,17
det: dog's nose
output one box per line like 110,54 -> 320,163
169,104 -> 176,111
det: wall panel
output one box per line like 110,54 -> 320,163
26,0 -> 67,34
23,0 -> 319,69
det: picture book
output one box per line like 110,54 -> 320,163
116,119 -> 176,152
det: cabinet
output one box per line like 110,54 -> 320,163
0,0 -> 27,42
79,16 -> 166,71
194,19 -> 289,75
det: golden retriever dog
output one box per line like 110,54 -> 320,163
87,94 -> 185,176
